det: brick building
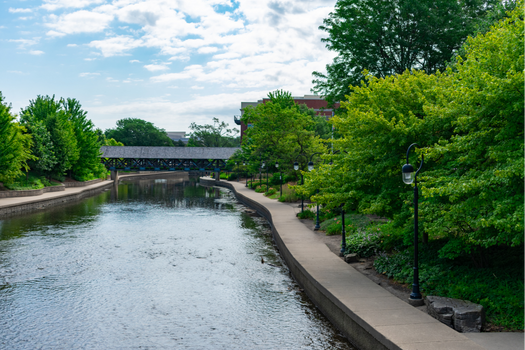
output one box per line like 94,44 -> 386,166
234,95 -> 339,142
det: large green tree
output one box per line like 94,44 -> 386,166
313,0 -> 502,106
105,118 -> 174,147
241,90 -> 326,173
420,3 -> 524,258
20,95 -> 80,179
187,118 -> 239,147
0,92 -> 33,183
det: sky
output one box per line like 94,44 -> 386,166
0,0 -> 338,133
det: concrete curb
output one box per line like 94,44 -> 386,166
201,178 -> 502,350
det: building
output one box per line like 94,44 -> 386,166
234,95 -> 339,142
166,131 -> 190,145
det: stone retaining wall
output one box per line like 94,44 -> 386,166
0,183 -> 65,198
0,182 -> 114,218
63,178 -> 103,187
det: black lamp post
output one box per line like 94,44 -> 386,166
307,152 -> 323,230
293,160 -> 305,213
402,143 -> 424,305
243,161 -> 248,187
275,160 -> 282,197
340,204 -> 346,257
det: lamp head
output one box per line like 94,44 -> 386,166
293,161 -> 299,171
402,163 -> 415,184
275,161 -> 279,168
261,161 -> 265,168
307,161 -> 314,172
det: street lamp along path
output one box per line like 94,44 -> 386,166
402,143 -> 425,306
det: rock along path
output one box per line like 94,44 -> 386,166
203,178 -> 524,350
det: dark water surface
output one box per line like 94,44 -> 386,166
0,177 -> 354,349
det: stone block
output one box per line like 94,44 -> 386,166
344,253 -> 359,263
426,296 -> 485,332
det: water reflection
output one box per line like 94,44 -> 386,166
0,177 -> 354,349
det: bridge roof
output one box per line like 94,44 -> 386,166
100,146 -> 240,159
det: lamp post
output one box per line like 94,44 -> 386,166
275,161 -> 282,198
340,204 -> 346,257
402,143 -> 424,306
307,152 -> 323,230
243,161 -> 248,187
293,159 -> 305,213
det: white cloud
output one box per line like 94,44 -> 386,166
9,8 -> 32,13
42,0 -> 105,11
84,58 -> 96,61
88,36 -> 142,57
67,43 -> 78,47
87,91 -> 270,131
9,38 -> 39,49
46,10 -> 113,36
129,59 -> 141,63
106,77 -> 119,82
144,64 -> 170,72
198,46 -> 219,54
29,50 -> 45,55
79,72 -> 100,77
191,86 -> 204,90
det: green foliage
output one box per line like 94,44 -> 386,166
241,89 -> 326,176
255,185 -> 267,193
277,184 -> 299,203
344,228 -> 381,258
301,70 -> 444,218
0,92 -> 34,183
187,117 -> 239,147
313,0 -> 501,105
265,188 -> 277,196
374,243 -> 524,330
105,118 -> 174,146
20,95 -> 104,180
4,173 -> 45,190
297,210 -> 315,219
420,4 -> 524,257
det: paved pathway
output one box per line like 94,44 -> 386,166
213,179 -> 524,350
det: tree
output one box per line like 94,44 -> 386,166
241,90 -> 326,174
0,92 -> 33,183
420,3 -> 524,258
105,118 -> 174,147
20,95 -> 80,179
313,0 -> 501,105
187,118 -> 239,147
63,98 -> 103,180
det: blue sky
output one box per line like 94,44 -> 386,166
1,0 -> 337,133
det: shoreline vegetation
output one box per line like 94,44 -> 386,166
228,174 -> 523,332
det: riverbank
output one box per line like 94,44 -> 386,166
0,172 -> 187,219
201,177 -> 524,350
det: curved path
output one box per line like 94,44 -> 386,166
202,178 -> 524,350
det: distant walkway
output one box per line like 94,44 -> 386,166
201,178 -> 524,350
0,172 -> 183,218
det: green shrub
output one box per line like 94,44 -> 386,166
255,185 -> 267,193
297,210 -> 315,219
344,227 -> 381,257
374,243 -> 524,330
265,188 -> 277,196
227,173 -> 238,181
276,184 -> 299,202
284,174 -> 298,183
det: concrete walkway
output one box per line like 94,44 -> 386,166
205,178 -> 524,350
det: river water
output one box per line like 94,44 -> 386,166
0,177 -> 354,349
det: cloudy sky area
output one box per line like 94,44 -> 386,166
1,0 -> 337,132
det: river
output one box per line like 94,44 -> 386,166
0,176 -> 354,349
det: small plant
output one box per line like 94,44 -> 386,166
265,188 -> 277,196
344,227 -> 381,258
297,210 -> 315,219
277,184 -> 299,202
255,185 -> 267,193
